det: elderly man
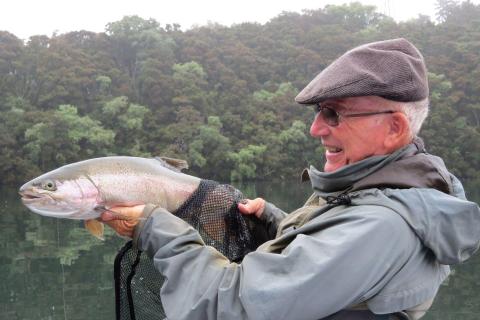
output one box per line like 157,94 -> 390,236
102,38 -> 480,319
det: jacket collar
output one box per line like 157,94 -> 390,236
307,138 -> 452,198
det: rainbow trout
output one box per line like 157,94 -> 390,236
19,156 -> 201,239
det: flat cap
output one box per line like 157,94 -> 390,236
295,38 -> 428,104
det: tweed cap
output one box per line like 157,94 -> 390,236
295,38 -> 428,104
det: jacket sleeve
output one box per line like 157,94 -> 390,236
258,202 -> 287,239
136,205 -> 415,320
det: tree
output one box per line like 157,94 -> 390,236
422,72 -> 480,185
23,105 -> 115,169
171,61 -> 211,114
187,116 -> 231,179
99,96 -> 150,156
2,2 -> 480,186
229,145 -> 267,181
105,16 -> 176,102
0,32 -> 24,104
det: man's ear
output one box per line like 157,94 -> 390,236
384,112 -> 411,152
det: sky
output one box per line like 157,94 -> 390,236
2,0 -> 479,40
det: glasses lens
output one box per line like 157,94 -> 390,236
321,106 -> 340,126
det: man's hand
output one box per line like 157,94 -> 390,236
238,198 -> 265,219
99,205 -> 146,238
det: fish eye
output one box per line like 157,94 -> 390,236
42,180 -> 57,191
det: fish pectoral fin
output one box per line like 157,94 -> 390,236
85,219 -> 105,240
155,156 -> 189,172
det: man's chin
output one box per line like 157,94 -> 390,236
324,161 -> 345,173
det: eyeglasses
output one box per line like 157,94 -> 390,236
313,103 -> 396,127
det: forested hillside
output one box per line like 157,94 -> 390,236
1,1 -> 479,187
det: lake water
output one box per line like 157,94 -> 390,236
1,180 -> 479,319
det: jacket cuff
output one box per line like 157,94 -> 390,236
259,202 -> 287,238
132,204 -> 158,248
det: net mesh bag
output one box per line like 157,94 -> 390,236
114,179 -> 269,320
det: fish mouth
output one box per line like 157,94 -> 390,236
19,190 -> 43,203
19,190 -> 55,205
19,190 -> 81,218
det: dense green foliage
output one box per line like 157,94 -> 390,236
1,1 -> 479,186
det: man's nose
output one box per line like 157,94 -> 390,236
310,113 -> 330,137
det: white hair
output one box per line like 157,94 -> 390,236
340,96 -> 429,138
394,98 -> 429,137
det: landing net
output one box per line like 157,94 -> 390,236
114,179 -> 269,320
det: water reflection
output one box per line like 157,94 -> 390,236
0,187 -> 124,319
1,182 -> 479,319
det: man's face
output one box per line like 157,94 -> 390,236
310,96 -> 395,172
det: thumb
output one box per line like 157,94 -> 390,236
100,211 -> 115,221
238,200 -> 254,214
238,198 -> 265,218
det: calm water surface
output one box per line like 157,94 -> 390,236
1,181 -> 479,319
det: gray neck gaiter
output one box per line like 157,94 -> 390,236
308,139 -> 422,198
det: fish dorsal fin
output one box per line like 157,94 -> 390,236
85,219 -> 105,240
155,156 -> 189,172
